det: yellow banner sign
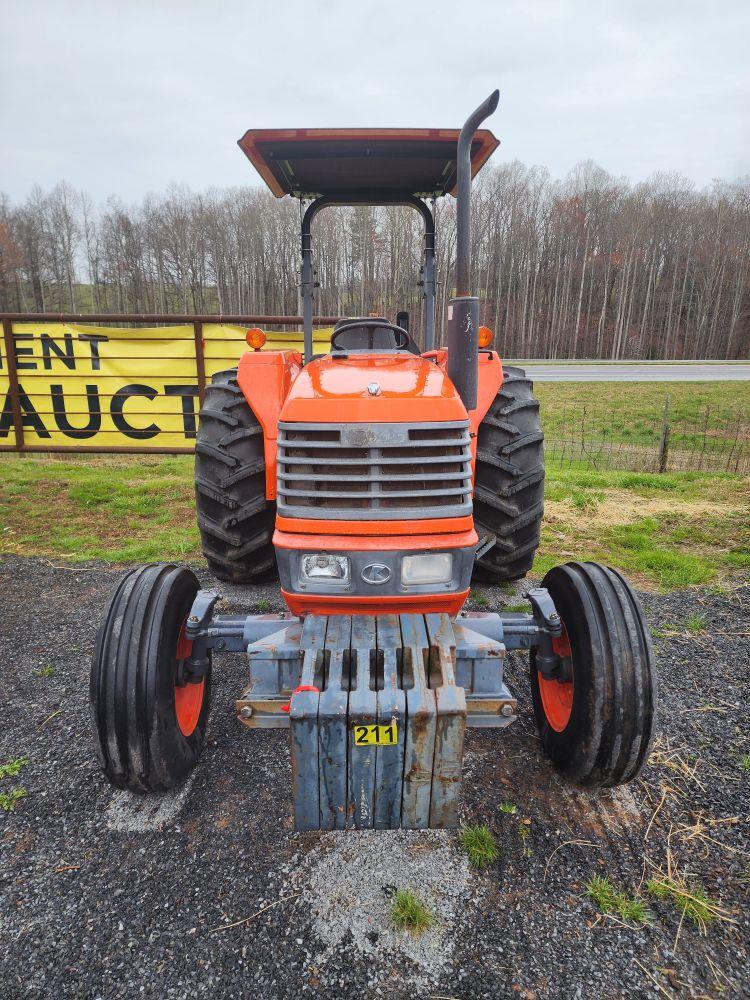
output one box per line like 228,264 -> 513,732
0,323 -> 332,449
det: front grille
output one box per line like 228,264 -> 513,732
277,421 -> 473,520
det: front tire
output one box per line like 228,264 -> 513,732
90,564 -> 212,793
473,365 -> 545,583
530,561 -> 657,788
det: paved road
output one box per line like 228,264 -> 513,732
517,362 -> 750,381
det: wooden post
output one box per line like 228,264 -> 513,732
1,317 -> 24,450
193,320 -> 207,405
658,394 -> 671,473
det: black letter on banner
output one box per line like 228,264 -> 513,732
164,385 -> 199,439
14,334 -> 37,371
111,384 -> 160,440
0,383 -> 50,438
78,334 -> 109,371
42,333 -> 76,370
50,383 -> 102,439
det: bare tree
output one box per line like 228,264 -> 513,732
1,164 -> 748,358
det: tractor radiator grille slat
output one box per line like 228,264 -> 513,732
277,420 -> 473,520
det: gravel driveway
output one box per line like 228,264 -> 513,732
1,556 -> 748,999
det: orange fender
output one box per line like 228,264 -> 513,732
236,349 -> 302,499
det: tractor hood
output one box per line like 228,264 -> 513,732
279,354 -> 468,424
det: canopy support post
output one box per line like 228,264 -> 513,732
301,195 -> 436,362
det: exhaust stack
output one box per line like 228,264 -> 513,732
447,89 -> 500,410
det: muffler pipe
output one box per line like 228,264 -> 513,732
447,89 -> 499,410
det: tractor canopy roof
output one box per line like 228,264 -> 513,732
237,127 -> 499,199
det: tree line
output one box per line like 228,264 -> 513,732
1,160 -> 748,359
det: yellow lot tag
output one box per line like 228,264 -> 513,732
352,723 -> 398,746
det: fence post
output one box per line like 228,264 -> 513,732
193,320 -> 207,405
658,394 -> 671,473
1,317 -> 25,451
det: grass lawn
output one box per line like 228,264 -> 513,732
535,382 -> 750,474
1,369 -> 748,590
0,454 -> 748,592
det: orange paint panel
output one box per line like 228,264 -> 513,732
468,351 -> 504,467
273,528 -> 478,551
282,588 -> 470,618
279,353 -> 467,424
275,515 -> 475,536
236,349 -> 302,498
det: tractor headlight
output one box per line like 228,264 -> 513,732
299,553 -> 350,587
401,553 -> 453,586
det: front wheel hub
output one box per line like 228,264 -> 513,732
174,621 -> 205,738
537,626 -> 574,732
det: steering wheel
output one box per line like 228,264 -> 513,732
330,320 -> 411,353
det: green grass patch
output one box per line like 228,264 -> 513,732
0,788 -> 28,812
470,590 -> 490,608
536,464 -> 749,590
682,613 -> 708,633
390,889 -> 434,934
586,875 -> 652,925
0,435 -> 748,593
646,875 -> 722,930
459,824 -> 500,869
0,455 -> 199,563
0,756 -> 28,779
536,381 -> 750,453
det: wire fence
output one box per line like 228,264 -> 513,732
543,399 -> 749,474
2,314 -> 748,474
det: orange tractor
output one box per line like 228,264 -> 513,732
91,93 -> 656,829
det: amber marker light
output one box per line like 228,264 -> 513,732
246,328 -> 267,350
478,326 -> 494,348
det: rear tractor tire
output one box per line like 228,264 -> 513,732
90,563 -> 211,793
530,561 -> 657,787
195,368 -> 278,584
473,365 -> 545,583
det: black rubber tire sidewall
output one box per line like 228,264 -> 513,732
530,567 -> 602,780
530,561 -> 657,788
90,564 -> 212,793
473,365 -> 545,582
146,568 -> 211,784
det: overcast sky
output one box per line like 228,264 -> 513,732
2,0 -> 749,204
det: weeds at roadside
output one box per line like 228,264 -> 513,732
0,788 -> 28,812
645,874 -> 722,931
459,825 -> 500,869
499,801 -> 518,815
585,875 -> 652,926
0,757 -> 28,780
570,489 -> 603,514
390,889 -> 434,934
682,613 -> 708,633
645,837 -> 735,937
471,590 -> 490,608
648,736 -> 704,791
503,603 -> 528,613
254,599 -> 272,613
739,755 -> 750,774
518,818 -> 533,857
34,664 -> 55,677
